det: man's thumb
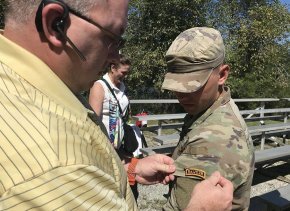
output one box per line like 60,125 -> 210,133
207,171 -> 221,185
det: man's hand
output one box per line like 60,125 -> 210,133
134,154 -> 176,185
184,171 -> 233,211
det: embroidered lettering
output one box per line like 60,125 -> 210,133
184,168 -> 206,180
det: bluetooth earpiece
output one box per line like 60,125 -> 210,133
35,0 -> 86,61
35,0 -> 68,33
52,18 -> 65,33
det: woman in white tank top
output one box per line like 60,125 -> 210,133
89,55 -> 130,150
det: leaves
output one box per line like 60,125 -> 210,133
124,0 -> 289,101
125,0 -> 211,99
0,0 -> 288,106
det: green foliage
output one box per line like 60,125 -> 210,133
124,0 -> 290,106
0,0 -> 288,112
219,2 -> 290,98
124,0 -> 211,99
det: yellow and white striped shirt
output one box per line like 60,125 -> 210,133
0,34 -> 137,210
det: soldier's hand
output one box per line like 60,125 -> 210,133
184,171 -> 233,211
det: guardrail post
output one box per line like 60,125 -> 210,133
158,120 -> 162,136
260,132 -> 265,150
260,102 -> 265,119
283,112 -> 288,144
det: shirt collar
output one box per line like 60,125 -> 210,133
0,34 -> 88,120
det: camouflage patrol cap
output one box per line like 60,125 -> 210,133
162,27 -> 225,93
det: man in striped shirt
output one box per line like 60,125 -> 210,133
0,0 -> 233,210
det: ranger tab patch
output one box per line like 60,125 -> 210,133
184,168 -> 206,180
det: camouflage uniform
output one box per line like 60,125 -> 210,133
163,87 -> 254,210
161,27 -> 255,211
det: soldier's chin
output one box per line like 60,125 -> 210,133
183,106 -> 194,114
183,106 -> 199,115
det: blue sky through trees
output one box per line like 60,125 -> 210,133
281,0 -> 290,9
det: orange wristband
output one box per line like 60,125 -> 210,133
128,158 -> 139,185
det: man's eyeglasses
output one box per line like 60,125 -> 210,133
68,8 -> 126,51
35,0 -> 125,61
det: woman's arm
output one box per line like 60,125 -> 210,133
89,82 -> 105,117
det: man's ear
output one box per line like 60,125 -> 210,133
218,64 -> 230,85
41,3 -> 68,47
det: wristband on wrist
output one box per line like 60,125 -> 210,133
128,157 -> 139,185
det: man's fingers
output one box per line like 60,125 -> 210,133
206,171 -> 221,186
218,176 -> 234,192
163,174 -> 175,184
148,154 -> 175,173
159,154 -> 175,165
154,162 -> 176,174
207,172 -> 233,194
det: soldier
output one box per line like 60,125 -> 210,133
162,27 -> 255,211
0,1 -> 233,210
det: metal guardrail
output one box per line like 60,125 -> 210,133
131,98 -> 280,104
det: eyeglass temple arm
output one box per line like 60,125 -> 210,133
56,25 -> 87,61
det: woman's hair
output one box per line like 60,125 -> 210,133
110,54 -> 131,71
118,54 -> 131,66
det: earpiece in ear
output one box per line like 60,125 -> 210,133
35,0 -> 86,61
35,0 -> 69,33
52,18 -> 65,33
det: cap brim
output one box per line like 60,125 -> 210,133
161,68 -> 213,93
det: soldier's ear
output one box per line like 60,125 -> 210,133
218,64 -> 229,85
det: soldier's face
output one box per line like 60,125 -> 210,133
175,68 -> 221,116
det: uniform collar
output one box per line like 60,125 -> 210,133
0,34 -> 88,120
